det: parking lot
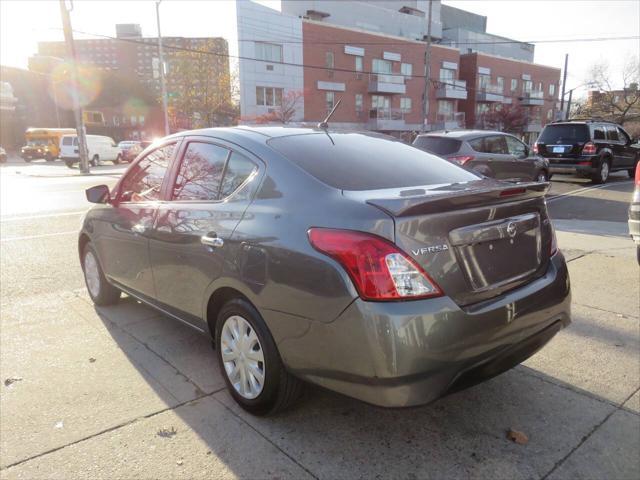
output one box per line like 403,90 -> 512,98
1,158 -> 638,479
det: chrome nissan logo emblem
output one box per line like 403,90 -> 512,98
506,222 -> 517,238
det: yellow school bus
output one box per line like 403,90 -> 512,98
21,128 -> 76,161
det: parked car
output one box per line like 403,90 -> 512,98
80,127 -> 571,415
534,119 -> 639,183
117,141 -> 142,162
60,134 -> 122,168
413,130 -> 550,182
629,162 -> 640,264
0,146 -> 6,163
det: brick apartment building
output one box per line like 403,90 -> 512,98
237,0 -> 561,143
35,25 -> 231,137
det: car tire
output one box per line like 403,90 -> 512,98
64,160 -> 74,169
113,154 -> 121,165
81,243 -> 121,306
45,153 -> 54,162
90,155 -> 99,167
215,298 -> 303,416
23,157 -> 32,163
637,246 -> 640,266
591,158 -> 610,184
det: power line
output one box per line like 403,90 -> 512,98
68,28 -> 564,104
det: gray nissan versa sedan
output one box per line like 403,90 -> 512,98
79,127 -> 571,415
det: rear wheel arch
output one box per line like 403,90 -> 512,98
78,233 -> 91,262
206,286 -> 253,340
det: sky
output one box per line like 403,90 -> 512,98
1,0 -> 639,99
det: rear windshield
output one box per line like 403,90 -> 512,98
268,132 -> 479,191
413,136 -> 462,155
62,137 -> 73,146
538,124 -> 590,144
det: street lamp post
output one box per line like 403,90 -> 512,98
156,0 -> 170,136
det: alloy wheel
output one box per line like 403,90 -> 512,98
83,250 -> 101,298
220,315 -> 265,399
601,161 -> 609,182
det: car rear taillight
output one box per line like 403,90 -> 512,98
308,228 -> 442,301
533,143 -> 539,154
582,142 -> 597,155
635,163 -> 640,186
449,155 -> 474,166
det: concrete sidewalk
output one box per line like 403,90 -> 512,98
1,230 -> 638,479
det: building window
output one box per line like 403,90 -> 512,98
326,91 -> 335,112
256,86 -> 283,107
478,74 -> 491,90
537,82 -> 543,92
131,115 -> 137,126
511,79 -> 518,92
401,63 -> 412,77
523,80 -> 533,94
438,100 -> 454,115
549,83 -> 556,96
496,76 -> 504,92
440,68 -> 455,83
326,52 -> 334,69
355,93 -> 363,112
355,56 -> 363,72
372,58 -> 392,74
371,95 -> 389,109
476,103 -> 490,116
547,109 -> 553,120
400,97 -> 412,113
255,42 -> 282,63
139,115 -> 145,126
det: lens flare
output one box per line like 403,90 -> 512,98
48,62 -> 102,110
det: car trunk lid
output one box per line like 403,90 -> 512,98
353,179 -> 554,306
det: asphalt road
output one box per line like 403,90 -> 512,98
1,158 -> 638,479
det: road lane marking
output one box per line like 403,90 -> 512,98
0,211 -> 87,222
1,231 -> 77,242
546,180 -> 633,203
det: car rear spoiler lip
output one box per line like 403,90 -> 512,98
366,182 -> 550,217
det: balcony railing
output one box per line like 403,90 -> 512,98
369,108 -> 404,120
479,83 -> 504,94
368,73 -> 406,94
520,90 -> 545,106
476,83 -> 505,102
436,79 -> 467,100
431,111 -> 465,130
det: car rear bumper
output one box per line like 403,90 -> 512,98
276,252 -> 571,407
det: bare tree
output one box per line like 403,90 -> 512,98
241,90 -> 305,125
585,55 -> 640,124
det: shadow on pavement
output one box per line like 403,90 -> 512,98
89,295 -> 639,479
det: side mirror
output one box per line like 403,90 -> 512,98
86,184 -> 110,204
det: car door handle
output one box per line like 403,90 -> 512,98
201,233 -> 224,248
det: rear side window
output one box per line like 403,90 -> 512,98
593,127 -> 605,140
173,142 -> 229,201
605,126 -> 619,141
412,136 -> 462,155
618,127 -> 630,143
62,137 -> 73,146
220,152 -> 257,198
538,124 -> 590,144
268,133 -> 479,191
120,143 -> 175,202
483,136 -> 508,154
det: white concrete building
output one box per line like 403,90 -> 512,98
236,0 -> 304,122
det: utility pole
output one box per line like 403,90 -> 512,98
59,0 -> 89,173
156,0 -> 170,136
559,53 -> 568,120
566,89 -> 573,120
422,0 -> 433,131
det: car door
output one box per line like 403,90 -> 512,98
604,125 -> 625,168
616,127 -> 636,167
475,135 -> 513,180
93,141 -> 177,300
505,135 -> 536,181
148,137 -> 261,328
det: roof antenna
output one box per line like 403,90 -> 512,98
318,99 -> 341,130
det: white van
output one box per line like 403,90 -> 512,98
60,134 -> 122,168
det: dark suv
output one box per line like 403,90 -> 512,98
534,120 -> 639,183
